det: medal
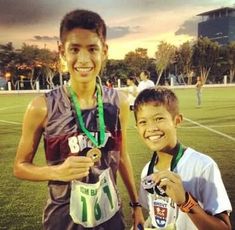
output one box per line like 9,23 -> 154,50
67,83 -> 105,163
86,148 -> 102,162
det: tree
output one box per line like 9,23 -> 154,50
210,45 -> 227,84
0,42 -> 16,72
0,42 -> 59,89
18,44 -> 58,89
155,41 -> 176,85
226,42 -> 235,83
102,59 -> 128,86
192,37 -> 219,84
20,43 -> 57,66
177,41 -> 193,84
124,48 -> 149,76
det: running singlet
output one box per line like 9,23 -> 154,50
42,86 -> 125,230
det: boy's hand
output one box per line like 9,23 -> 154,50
149,170 -> 186,205
132,207 -> 145,230
55,156 -> 94,181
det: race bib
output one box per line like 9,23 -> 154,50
151,195 -> 177,229
70,168 -> 120,227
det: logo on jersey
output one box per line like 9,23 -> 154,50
154,199 -> 168,228
68,132 -> 112,154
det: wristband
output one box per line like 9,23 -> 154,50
178,192 -> 198,213
129,201 -> 142,208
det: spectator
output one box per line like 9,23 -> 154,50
137,70 -> 155,93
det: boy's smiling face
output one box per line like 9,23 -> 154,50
61,28 -> 107,85
136,103 -> 182,152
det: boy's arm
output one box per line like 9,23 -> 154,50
187,206 -> 231,230
117,90 -> 145,228
13,95 -> 93,182
152,170 -> 231,230
186,161 -> 232,230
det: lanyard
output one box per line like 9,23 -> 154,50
67,84 -> 105,147
170,143 -> 184,171
146,143 -> 184,195
148,143 -> 184,175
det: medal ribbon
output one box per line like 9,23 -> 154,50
170,143 -> 184,171
67,84 -> 105,147
148,143 -> 184,175
145,143 -> 184,195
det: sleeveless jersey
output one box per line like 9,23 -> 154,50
42,85 -> 125,230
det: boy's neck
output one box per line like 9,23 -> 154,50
162,143 -> 180,156
156,153 -> 173,171
67,80 -> 97,109
156,143 -> 181,170
70,80 -> 96,98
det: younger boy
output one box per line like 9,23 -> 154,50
133,87 -> 232,229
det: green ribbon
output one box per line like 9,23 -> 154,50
148,143 -> 184,176
170,143 -> 184,171
67,84 -> 105,147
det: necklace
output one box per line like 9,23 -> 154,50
67,84 -> 105,148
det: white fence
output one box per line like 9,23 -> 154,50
0,77 -> 235,95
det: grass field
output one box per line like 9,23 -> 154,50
0,87 -> 235,230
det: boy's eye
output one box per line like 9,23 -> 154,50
89,47 -> 99,53
69,47 -> 79,54
137,120 -> 146,126
155,117 -> 164,122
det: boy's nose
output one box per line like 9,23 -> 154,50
146,122 -> 159,132
77,50 -> 90,63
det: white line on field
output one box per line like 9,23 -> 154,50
184,117 -> 235,142
181,124 -> 235,128
0,119 -> 22,125
0,116 -> 235,142
0,105 -> 25,111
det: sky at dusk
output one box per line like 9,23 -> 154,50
0,0 -> 234,59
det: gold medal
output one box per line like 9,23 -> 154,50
86,148 -> 102,162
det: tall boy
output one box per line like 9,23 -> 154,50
14,9 -> 143,229
134,87 -> 232,229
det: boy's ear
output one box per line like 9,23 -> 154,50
175,114 -> 183,127
59,44 -> 66,59
102,44 -> 108,61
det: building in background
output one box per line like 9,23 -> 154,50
197,7 -> 235,45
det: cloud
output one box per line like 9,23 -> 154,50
0,0 -> 230,28
29,35 -> 59,42
139,0 -> 231,10
107,26 -> 140,39
27,27 -> 140,42
28,26 -> 140,43
0,0 -> 64,26
175,17 -> 199,36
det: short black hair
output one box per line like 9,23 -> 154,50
127,76 -> 135,81
134,87 -> 179,120
141,70 -> 150,78
60,9 -> 107,44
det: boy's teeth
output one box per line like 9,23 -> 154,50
76,67 -> 92,72
148,136 -> 161,141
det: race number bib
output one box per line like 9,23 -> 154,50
151,196 -> 177,229
70,168 -> 120,227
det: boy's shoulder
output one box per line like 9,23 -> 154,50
177,147 -> 219,175
141,148 -> 217,178
182,147 -> 215,165
45,85 -> 64,97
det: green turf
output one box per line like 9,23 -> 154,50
0,87 -> 235,229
